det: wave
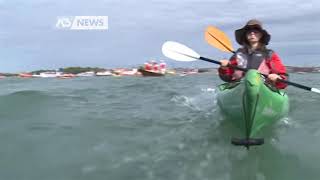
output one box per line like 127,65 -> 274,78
0,90 -> 51,103
0,90 -> 85,113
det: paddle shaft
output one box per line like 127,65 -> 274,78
200,56 -> 319,93
277,79 -> 313,91
161,40 -> 320,94
200,57 -> 247,71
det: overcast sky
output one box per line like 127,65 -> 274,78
0,0 -> 319,72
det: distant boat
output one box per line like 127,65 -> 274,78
32,74 -> 42,78
96,71 -> 112,76
186,69 -> 199,75
39,72 -> 62,78
122,69 -> 138,76
112,69 -> 125,76
19,73 -> 33,78
166,70 -> 176,75
58,73 -> 76,79
77,71 -> 95,77
112,73 -> 122,77
138,68 -> 165,77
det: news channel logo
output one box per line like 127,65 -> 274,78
56,16 -> 108,30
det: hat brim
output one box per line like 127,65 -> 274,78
235,25 -> 271,45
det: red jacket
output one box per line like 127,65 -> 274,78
218,49 -> 288,89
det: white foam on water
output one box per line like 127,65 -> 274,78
170,86 -> 218,113
170,95 -> 201,111
278,116 -> 300,129
201,87 -> 216,92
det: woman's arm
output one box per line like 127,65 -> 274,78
268,52 -> 288,89
218,55 -> 238,82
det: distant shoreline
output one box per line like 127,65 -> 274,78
0,66 -> 319,77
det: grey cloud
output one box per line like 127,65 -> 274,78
0,0 -> 320,72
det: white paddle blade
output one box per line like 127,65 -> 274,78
311,88 -> 320,94
162,41 -> 200,62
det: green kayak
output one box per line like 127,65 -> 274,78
217,69 -> 289,148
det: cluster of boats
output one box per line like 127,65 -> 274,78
0,62 -> 207,79
0,69 -> 203,79
16,69 -> 140,79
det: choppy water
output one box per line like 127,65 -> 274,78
1,73 -> 320,180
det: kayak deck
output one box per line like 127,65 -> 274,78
217,70 -> 289,148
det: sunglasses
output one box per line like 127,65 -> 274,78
246,27 -> 262,34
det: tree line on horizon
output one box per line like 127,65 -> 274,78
1,66 -> 320,76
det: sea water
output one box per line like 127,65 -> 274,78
1,73 -> 320,180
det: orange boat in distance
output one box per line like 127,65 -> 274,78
19,73 -> 33,78
139,60 -> 166,77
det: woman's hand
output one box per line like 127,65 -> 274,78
220,59 -> 229,67
268,74 -> 281,82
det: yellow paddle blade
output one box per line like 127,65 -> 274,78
205,26 -> 234,53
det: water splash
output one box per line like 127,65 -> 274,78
170,95 -> 201,111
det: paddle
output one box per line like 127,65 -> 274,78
162,41 -> 320,94
205,26 -> 235,53
204,25 -> 320,94
162,41 -> 247,72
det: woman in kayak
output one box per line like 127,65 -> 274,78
219,19 -> 288,89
